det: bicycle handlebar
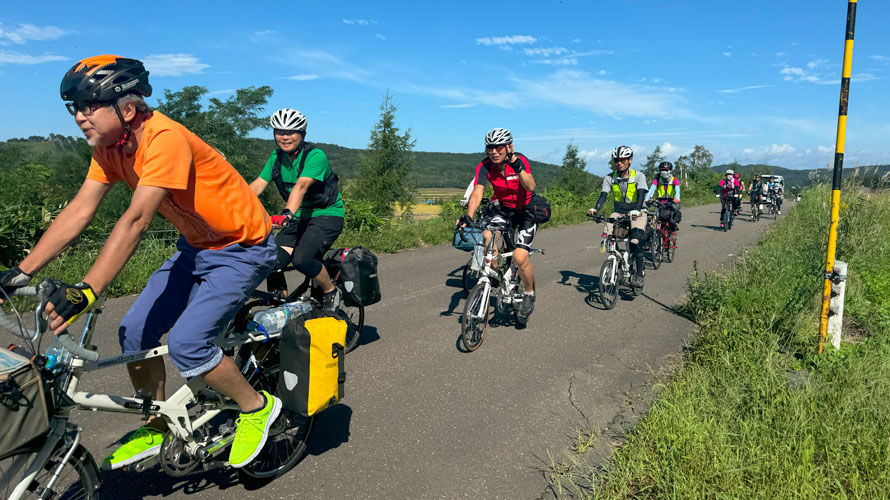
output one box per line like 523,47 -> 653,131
0,283 -> 100,362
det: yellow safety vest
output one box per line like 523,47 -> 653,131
656,178 -> 676,198
611,169 -> 637,203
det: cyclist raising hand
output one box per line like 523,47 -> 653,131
461,128 -> 538,324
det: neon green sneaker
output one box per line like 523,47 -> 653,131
229,390 -> 282,468
101,426 -> 164,471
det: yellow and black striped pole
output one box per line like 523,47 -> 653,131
819,0 -> 857,354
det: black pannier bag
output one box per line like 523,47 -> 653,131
525,193 -> 551,224
1,346 -> 53,459
324,247 -> 381,307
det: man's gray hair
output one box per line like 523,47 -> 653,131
116,93 -> 151,114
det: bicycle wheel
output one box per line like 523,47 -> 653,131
338,299 -> 364,353
461,259 -> 481,294
650,235 -> 662,270
722,209 -> 729,232
1,442 -> 101,499
239,349 -> 314,482
461,283 -> 490,351
666,232 -> 676,263
598,258 -> 618,310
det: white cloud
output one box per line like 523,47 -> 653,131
780,66 -> 823,83
869,54 -> 889,63
775,52 -> 787,57
806,58 -> 829,69
376,33 -> 386,40
439,103 -> 476,109
253,30 -> 275,37
283,48 -> 369,83
722,52 -> 733,57
475,35 -> 536,46
768,143 -> 795,154
817,145 -> 833,153
522,47 -> 569,57
0,50 -> 67,65
142,54 -> 209,76
717,84 -> 773,94
530,58 -> 578,66
285,74 -> 320,81
660,142 -> 683,157
208,89 -> 236,96
0,23 -> 68,45
342,18 -> 374,25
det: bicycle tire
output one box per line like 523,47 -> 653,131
461,283 -> 489,351
722,209 -> 729,232
1,442 -> 101,500
650,236 -> 662,270
461,259 -> 481,294
666,233 -> 676,263
338,300 -> 364,353
239,355 -> 314,483
598,258 -> 618,310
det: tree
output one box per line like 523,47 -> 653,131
675,154 -> 690,187
353,92 -> 416,216
688,145 -> 714,181
156,85 -> 273,173
558,142 -> 596,198
642,145 -> 665,181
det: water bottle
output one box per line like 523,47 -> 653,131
45,341 -> 72,374
600,234 -> 608,253
251,301 -> 313,335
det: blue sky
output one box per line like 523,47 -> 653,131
1,1 -> 888,174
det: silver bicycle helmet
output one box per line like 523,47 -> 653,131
270,108 -> 307,132
484,128 -> 513,146
611,145 -> 633,159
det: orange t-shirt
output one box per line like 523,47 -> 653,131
86,111 -> 270,249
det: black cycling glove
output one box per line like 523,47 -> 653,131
458,214 -> 474,228
507,156 -> 526,174
46,280 -> 97,325
0,267 -> 32,299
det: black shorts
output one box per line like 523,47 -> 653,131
276,216 -> 344,276
492,206 -> 537,251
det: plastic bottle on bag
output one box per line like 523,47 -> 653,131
45,341 -> 72,374
251,301 -> 313,335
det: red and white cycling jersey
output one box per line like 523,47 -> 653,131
473,154 -> 532,210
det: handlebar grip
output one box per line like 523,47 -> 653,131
56,333 -> 99,362
458,228 -> 468,242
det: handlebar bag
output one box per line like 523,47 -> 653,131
525,193 -> 551,224
277,309 -> 347,417
0,347 -> 53,459
452,227 -> 483,251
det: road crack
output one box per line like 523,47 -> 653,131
567,372 -> 591,427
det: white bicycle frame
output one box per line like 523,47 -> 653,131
6,302 -> 280,499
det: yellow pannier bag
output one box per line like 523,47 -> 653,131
277,309 -> 346,417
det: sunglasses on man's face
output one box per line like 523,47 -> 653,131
65,101 -> 110,116
274,129 -> 301,136
485,144 -> 506,152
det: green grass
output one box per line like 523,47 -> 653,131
547,186 -> 890,499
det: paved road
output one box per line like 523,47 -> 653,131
2,203 -> 781,499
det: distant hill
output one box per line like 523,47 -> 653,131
712,162 -> 890,188
246,138 -> 565,189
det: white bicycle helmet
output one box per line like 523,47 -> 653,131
270,108 -> 307,132
611,145 -> 633,160
726,169 -> 734,175
484,128 -> 513,146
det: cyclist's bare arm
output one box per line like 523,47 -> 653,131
83,185 -> 167,294
248,177 -> 269,197
284,176 -> 316,215
19,179 -> 111,276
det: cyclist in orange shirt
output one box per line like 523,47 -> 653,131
0,55 -> 279,471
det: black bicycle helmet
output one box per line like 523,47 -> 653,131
658,161 -> 673,171
60,55 -> 152,103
